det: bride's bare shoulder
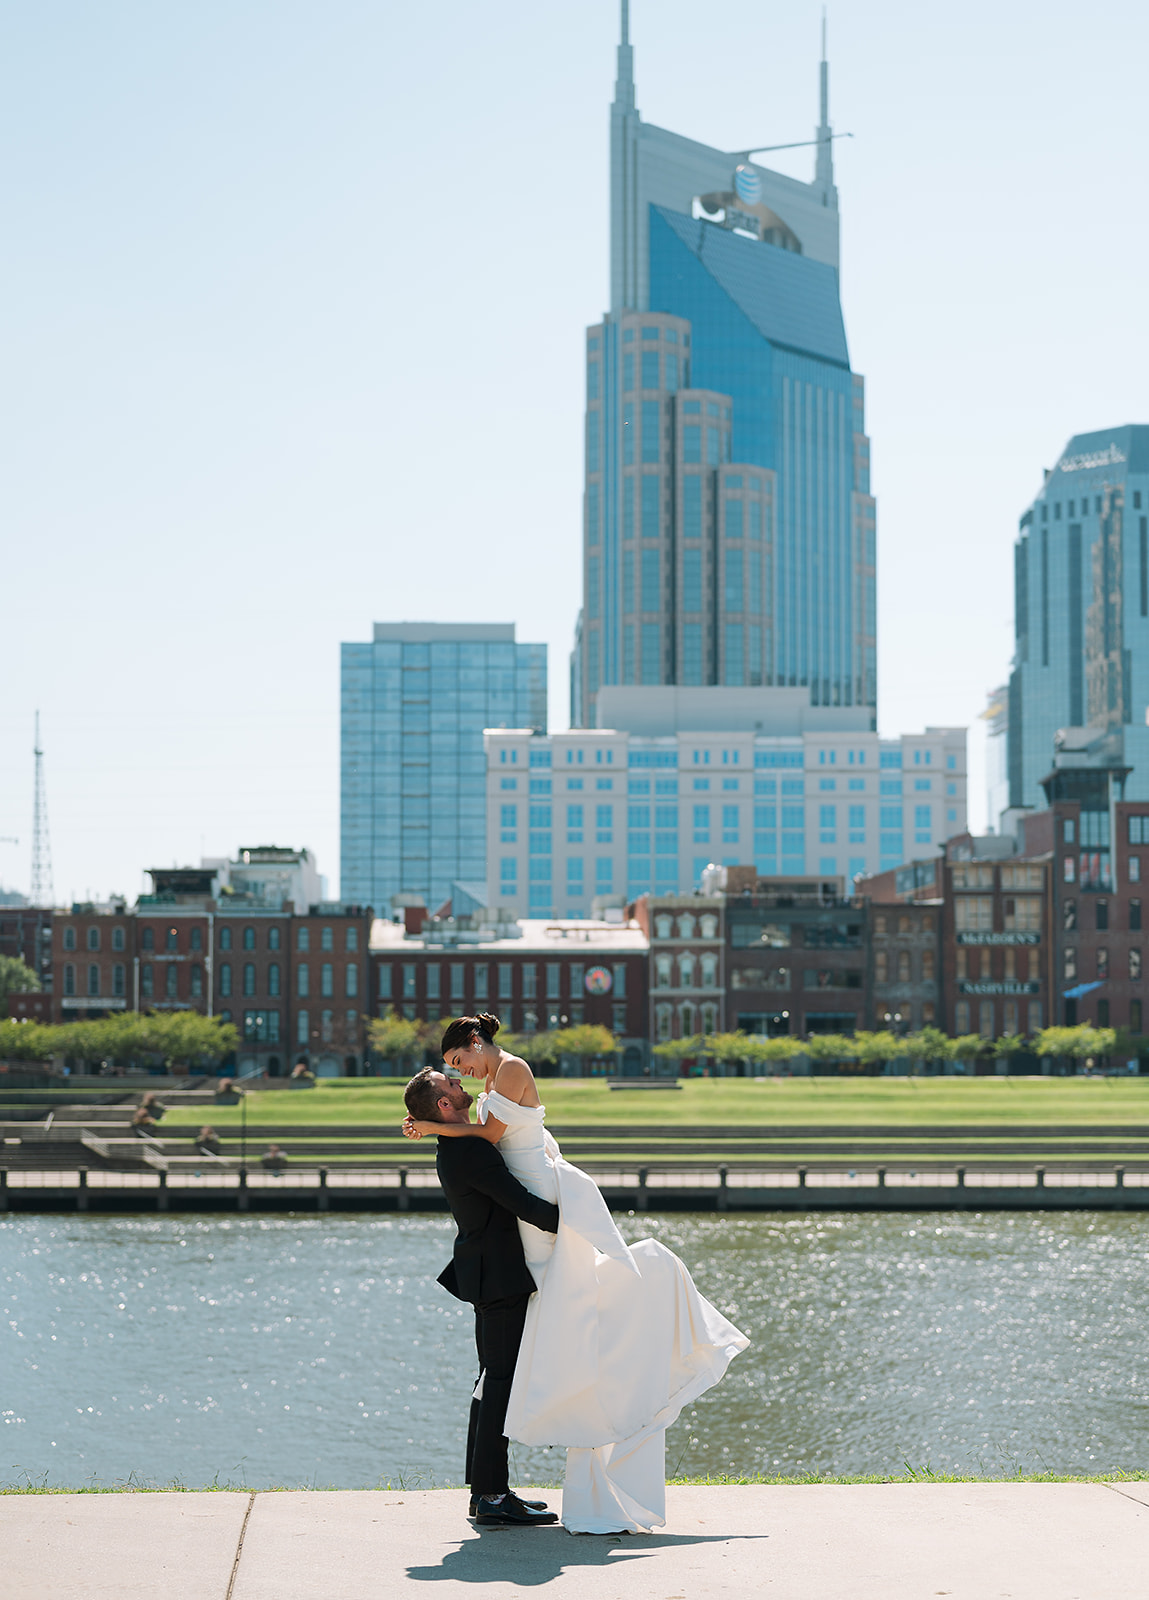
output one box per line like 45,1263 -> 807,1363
492,1053 -> 540,1106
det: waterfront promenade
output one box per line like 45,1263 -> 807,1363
4,1482 -> 1146,1598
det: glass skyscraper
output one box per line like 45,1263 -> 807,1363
1008,426 -> 1149,814
340,623 -> 546,913
573,7 -> 876,729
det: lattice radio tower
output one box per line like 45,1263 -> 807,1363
31,710 -> 54,907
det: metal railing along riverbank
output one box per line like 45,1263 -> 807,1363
5,1162 -> 1149,1213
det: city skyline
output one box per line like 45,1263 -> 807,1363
4,1 -> 1149,903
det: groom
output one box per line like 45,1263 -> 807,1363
403,1067 -> 560,1527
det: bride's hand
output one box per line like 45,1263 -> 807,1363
402,1116 -> 424,1140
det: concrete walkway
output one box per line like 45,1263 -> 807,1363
3,1482 -> 1146,1599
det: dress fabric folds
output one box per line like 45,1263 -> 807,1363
477,1089 -> 749,1534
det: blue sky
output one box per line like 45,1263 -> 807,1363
3,0 -> 1148,902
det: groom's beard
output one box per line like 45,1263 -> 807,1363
444,1084 -> 474,1113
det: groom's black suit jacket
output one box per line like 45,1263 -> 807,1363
435,1135 -> 560,1306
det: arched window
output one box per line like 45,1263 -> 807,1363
655,955 -> 672,988
677,915 -> 696,939
321,963 -> 334,997
243,963 -> 256,996
268,927 -> 281,951
874,950 -> 888,982
345,1009 -> 358,1039
141,927 -> 155,951
700,915 -> 718,939
654,915 -> 673,939
63,927 -> 76,951
63,963 -> 76,995
166,965 -> 178,998
700,1002 -> 718,1034
219,963 -> 232,997
87,964 -> 100,997
219,926 -> 232,950
321,927 -> 334,952
113,926 -> 125,951
680,1001 -> 697,1038
700,953 -> 718,986
297,963 -> 309,997
678,952 -> 696,987
346,926 -> 359,952
190,926 -> 203,951
298,927 -> 310,952
268,963 -> 281,997
896,951 -> 912,983
243,927 -> 256,951
87,927 -> 100,951
655,1002 -> 673,1042
190,965 -> 203,998
166,928 -> 178,952
921,949 -> 936,982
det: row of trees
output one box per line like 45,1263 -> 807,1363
653,1024 -> 1121,1070
0,1012 -> 239,1070
367,1012 -> 617,1070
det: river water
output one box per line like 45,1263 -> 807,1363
3,1211 -> 1148,1489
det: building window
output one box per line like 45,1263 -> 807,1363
268,962 -> 281,996
426,964 -> 441,1002
243,927 -> 256,951
165,964 -> 178,999
190,965 -> 203,998
546,963 -> 561,1000
219,926 -> 232,950
141,964 -> 153,999
655,954 -> 672,989
377,964 -> 391,998
1097,949 -> 1109,979
1097,999 -> 1110,1028
243,963 -> 256,996
346,964 -> 359,998
1130,949 -> 1142,981
402,964 -> 416,1000
113,964 -> 126,997
141,927 -> 155,951
190,926 -> 203,952
921,949 -> 936,981
346,1010 -> 358,1040
297,963 -> 309,997
655,1003 -> 673,1042
1131,857 -> 1142,884
298,927 -> 310,951
297,1010 -> 309,1045
954,897 -> 993,933
268,926 -> 280,951
321,927 -> 334,952
63,927 -> 76,951
321,963 -> 334,997
612,963 -> 627,997
896,951 -> 912,983
321,1010 -> 334,1044
1096,899 -> 1109,931
87,927 -> 100,951
874,950 -> 888,982
219,963 -> 232,997
166,928 -> 178,952
1131,900 -> 1142,932
87,964 -> 100,997
498,963 -> 513,1000
112,926 -> 125,951
450,963 -> 465,1001
346,926 -> 359,952
522,964 -> 537,999
1064,948 -> 1077,982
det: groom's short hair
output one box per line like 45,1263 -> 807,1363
404,1067 -> 445,1123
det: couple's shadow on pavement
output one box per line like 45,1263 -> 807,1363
407,1525 -> 769,1587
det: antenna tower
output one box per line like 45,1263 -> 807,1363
31,711 -> 54,907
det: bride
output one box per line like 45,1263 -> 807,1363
403,1012 -> 749,1534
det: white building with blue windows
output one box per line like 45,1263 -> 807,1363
486,688 -> 965,918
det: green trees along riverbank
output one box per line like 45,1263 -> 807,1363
0,1012 -> 238,1071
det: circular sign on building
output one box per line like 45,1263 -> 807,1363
733,165 -> 762,206
585,966 -> 613,996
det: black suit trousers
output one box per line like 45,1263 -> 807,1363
464,1293 -> 530,1497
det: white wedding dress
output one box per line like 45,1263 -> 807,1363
477,1088 -> 749,1535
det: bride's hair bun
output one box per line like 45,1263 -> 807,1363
440,1012 -> 501,1055
476,1012 -> 501,1040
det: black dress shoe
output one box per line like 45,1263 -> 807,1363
473,1495 -> 558,1526
468,1491 -> 549,1518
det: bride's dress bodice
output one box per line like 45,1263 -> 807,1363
477,1089 -> 557,1267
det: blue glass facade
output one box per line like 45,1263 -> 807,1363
1009,428 -> 1149,813
341,624 -> 546,913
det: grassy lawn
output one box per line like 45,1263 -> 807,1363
187,1076 -> 1149,1130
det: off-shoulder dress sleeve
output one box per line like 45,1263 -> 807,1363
478,1088 -> 546,1127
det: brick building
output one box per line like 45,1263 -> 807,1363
719,871 -> 865,1037
629,893 -> 725,1043
0,905 -> 54,995
866,901 -> 942,1032
51,863 -> 373,1075
369,914 -> 650,1073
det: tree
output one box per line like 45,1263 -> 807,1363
1033,1024 -> 1117,1063
803,1033 -> 859,1064
368,1010 -> 422,1066
550,1024 -> 617,1062
852,1030 -> 904,1069
0,1018 -> 55,1061
0,955 -> 40,1016
947,1033 -> 985,1064
651,1033 -> 705,1062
